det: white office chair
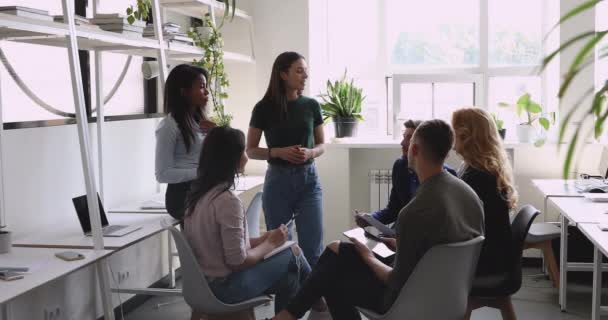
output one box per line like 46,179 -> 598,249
246,192 -> 263,237
165,225 -> 271,319
357,236 -> 484,320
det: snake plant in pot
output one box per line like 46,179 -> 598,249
319,71 -> 365,138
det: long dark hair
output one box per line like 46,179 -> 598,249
185,126 -> 245,215
263,51 -> 305,121
164,64 -> 209,152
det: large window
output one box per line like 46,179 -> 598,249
389,0 -> 554,141
315,0 -> 558,140
387,0 -> 480,68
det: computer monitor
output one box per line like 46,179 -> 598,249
72,194 -> 109,234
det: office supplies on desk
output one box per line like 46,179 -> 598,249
0,266 -> 28,272
575,178 -> 608,193
583,193 -> 608,202
0,270 -> 24,281
140,199 -> 165,210
55,251 -> 85,261
73,194 -> 142,237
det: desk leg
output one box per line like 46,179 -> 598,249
592,247 -> 602,320
560,214 -> 568,311
1,303 -> 10,320
168,231 -> 175,288
96,261 -> 116,320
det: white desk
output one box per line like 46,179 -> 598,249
10,213 -> 180,303
578,224 -> 608,320
532,179 -> 582,220
12,213 -> 178,250
550,197 -> 608,312
108,175 -> 265,214
1,247 -> 112,319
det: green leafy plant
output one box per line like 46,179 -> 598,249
126,0 -> 151,25
127,0 -> 237,26
499,93 -> 554,130
188,15 -> 232,126
491,113 -> 504,131
541,0 -> 608,177
319,70 -> 365,123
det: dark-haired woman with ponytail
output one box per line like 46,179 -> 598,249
183,126 -> 313,316
155,64 -> 216,220
247,52 -> 326,267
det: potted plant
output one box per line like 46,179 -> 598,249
499,93 -> 554,143
319,70 -> 365,138
127,0 -> 237,26
188,15 -> 233,126
192,15 -> 213,41
491,113 -> 506,140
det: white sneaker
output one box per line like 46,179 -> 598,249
307,309 -> 332,320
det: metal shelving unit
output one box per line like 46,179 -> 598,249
0,1 -> 255,319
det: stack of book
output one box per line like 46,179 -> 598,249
143,22 -> 193,45
90,14 -> 146,37
0,6 -> 52,21
53,14 -> 101,31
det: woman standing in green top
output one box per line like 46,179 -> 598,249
247,52 -> 326,267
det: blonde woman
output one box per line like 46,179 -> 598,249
452,107 -> 518,277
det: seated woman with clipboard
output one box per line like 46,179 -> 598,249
182,126 -> 323,315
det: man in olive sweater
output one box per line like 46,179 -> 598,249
275,120 -> 485,319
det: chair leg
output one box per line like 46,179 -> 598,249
540,241 -> 560,288
497,297 -> 516,320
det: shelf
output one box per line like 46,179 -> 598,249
160,0 -> 252,20
0,13 -> 254,63
0,13 -> 161,52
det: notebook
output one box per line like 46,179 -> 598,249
343,228 -> 395,259
264,241 -> 295,259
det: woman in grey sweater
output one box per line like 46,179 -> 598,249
155,64 -> 216,220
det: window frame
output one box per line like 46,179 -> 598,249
392,74 -> 484,137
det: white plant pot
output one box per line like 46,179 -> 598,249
196,26 -> 213,41
516,124 -> 535,143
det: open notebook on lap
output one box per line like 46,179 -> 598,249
72,194 -> 141,237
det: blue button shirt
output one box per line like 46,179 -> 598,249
372,157 -> 457,225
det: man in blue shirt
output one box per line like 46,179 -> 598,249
356,120 -> 456,228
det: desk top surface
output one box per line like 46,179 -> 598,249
550,197 -> 608,224
12,213 -> 178,250
0,247 -> 112,304
579,223 -> 608,257
109,175 -> 264,214
532,179 -> 581,197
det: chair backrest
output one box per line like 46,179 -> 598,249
165,225 -> 233,314
505,205 -> 540,293
381,236 -> 485,320
245,192 -> 263,238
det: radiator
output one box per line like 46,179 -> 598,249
369,169 -> 392,212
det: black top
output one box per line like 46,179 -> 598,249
460,166 -> 513,276
249,96 -> 323,166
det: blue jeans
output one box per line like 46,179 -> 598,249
207,249 -> 311,314
263,163 -> 324,267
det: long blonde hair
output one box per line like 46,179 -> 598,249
452,107 -> 518,209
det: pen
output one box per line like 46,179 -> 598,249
285,218 -> 295,228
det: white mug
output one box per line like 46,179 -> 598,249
0,230 -> 11,254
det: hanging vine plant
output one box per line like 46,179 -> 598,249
188,15 -> 233,126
